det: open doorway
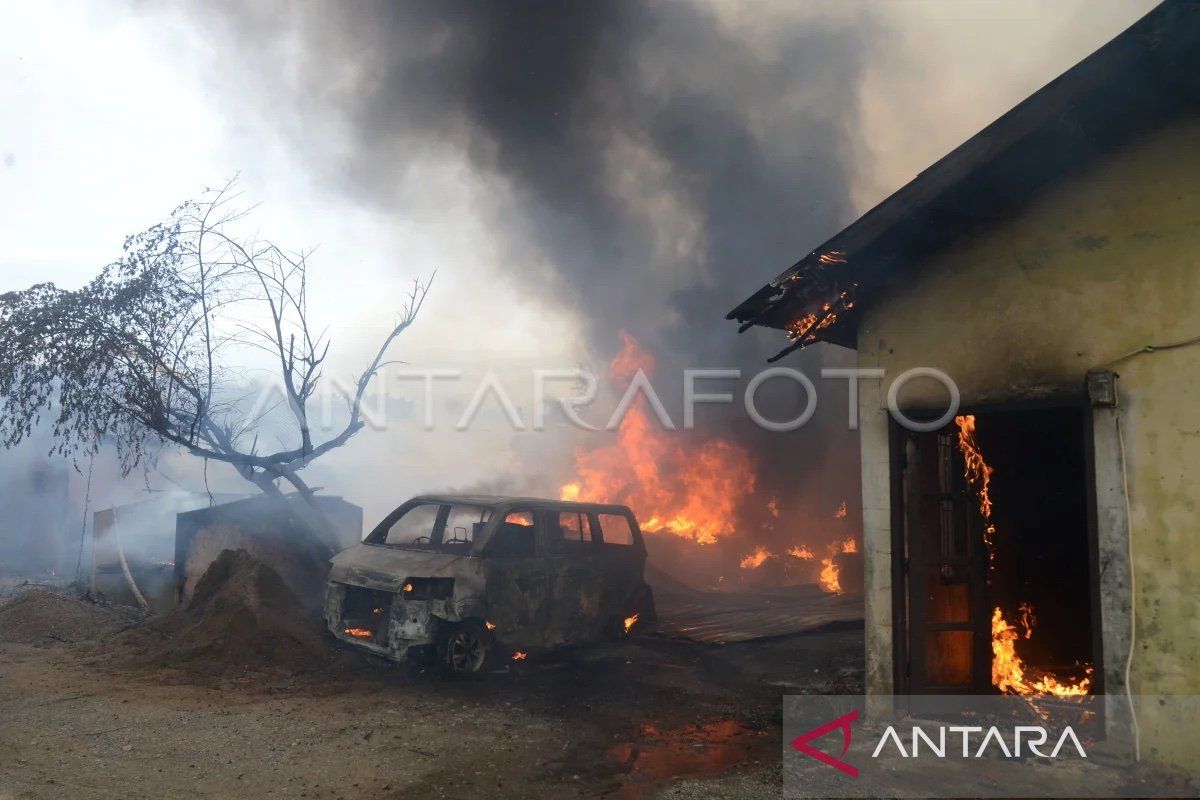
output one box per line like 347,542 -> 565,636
892,407 -> 1101,696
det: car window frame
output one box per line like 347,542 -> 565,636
554,509 -> 595,548
441,503 -> 494,547
594,510 -> 638,548
366,501 -> 448,547
481,506 -> 540,557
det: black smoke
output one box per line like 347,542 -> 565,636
180,0 -> 872,546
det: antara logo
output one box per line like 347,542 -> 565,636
791,709 -> 860,778
870,724 -> 1088,759
791,710 -> 1088,778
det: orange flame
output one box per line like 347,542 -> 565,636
991,607 -> 1092,697
955,414 -> 1092,697
787,545 -> 814,560
559,331 -> 755,544
818,556 -> 841,595
343,627 -> 373,639
624,613 -> 640,634
511,651 -> 527,661
485,621 -> 496,631
786,290 -> 855,343
738,546 -> 772,570
817,537 -> 857,594
834,500 -> 847,519
955,415 -> 996,563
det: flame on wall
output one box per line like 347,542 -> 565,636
559,331 -> 755,544
954,415 -> 1092,697
955,414 -> 997,564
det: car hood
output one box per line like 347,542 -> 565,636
328,544 -> 470,593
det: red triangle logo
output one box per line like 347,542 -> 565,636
790,708 -> 859,778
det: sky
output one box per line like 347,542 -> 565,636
0,0 -> 1160,534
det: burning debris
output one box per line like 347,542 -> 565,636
787,545 -> 815,560
817,537 -> 859,595
559,332 -> 755,545
954,415 -> 1093,697
738,546 -> 773,570
784,288 -> 856,348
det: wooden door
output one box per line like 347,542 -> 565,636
897,424 -> 991,694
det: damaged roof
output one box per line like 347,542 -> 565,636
728,0 -> 1200,360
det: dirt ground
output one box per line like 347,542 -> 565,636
0,597 -> 863,800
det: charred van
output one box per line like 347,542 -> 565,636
324,495 -> 656,674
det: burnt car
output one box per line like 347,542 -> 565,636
324,494 -> 656,674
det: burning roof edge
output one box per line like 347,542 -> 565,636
728,0 -> 1200,360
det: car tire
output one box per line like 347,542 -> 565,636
438,620 -> 492,675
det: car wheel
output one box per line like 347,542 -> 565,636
440,621 -> 491,675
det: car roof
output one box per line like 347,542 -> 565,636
407,494 -> 635,515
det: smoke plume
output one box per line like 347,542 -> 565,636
150,0 -> 875,558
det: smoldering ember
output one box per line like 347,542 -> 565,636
0,3 -> 1197,799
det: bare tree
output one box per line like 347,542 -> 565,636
0,179 -> 431,521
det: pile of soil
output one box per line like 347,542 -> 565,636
108,549 -> 335,675
0,589 -> 133,646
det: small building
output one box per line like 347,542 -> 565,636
731,0 -> 1199,770
92,492 -> 362,612
91,492 -> 245,612
175,494 -> 362,610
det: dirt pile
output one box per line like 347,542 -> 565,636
0,589 -> 133,646
109,549 -> 335,675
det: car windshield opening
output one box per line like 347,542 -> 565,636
378,503 -> 493,550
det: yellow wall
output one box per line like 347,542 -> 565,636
855,113 -> 1200,766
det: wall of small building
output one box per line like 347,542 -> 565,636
854,112 -> 1200,768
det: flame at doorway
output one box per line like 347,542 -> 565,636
954,415 -> 1092,697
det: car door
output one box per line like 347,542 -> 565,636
542,509 -> 604,645
592,510 -> 644,624
481,508 -> 552,648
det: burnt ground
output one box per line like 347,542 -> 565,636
0,620 -> 863,799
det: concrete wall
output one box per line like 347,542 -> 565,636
854,113 -> 1200,767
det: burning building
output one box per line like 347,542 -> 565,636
731,0 -> 1199,770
